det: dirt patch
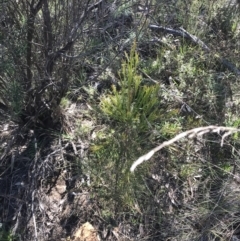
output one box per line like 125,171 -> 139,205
0,110 -> 96,241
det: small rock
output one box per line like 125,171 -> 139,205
72,222 -> 99,241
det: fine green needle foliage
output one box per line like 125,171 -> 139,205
0,228 -> 15,241
100,42 -> 160,131
89,43 -> 162,219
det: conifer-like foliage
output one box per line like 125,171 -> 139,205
88,44 -> 162,219
100,42 -> 160,130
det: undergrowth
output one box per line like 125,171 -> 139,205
1,0 -> 240,240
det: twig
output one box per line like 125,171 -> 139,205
130,126 -> 239,172
32,190 -> 38,241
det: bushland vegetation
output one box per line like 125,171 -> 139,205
0,0 -> 240,240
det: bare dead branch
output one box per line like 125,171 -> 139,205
179,27 -> 210,51
149,25 -> 188,37
26,0 -> 46,90
45,0 -> 104,79
130,126 -> 239,172
42,1 -> 53,59
148,25 -> 210,51
149,24 -> 240,76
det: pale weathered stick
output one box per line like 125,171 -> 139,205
130,126 -> 239,172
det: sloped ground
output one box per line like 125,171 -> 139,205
0,101 -> 159,241
1,106 -> 240,241
1,0 -> 240,240
0,103 -> 97,241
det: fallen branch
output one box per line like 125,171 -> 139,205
149,25 -> 187,38
148,25 -> 240,76
148,25 -> 210,52
179,27 -> 210,51
130,126 -> 239,172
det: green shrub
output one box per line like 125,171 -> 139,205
100,42 -> 160,131
89,42 -> 162,220
0,227 -> 15,241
